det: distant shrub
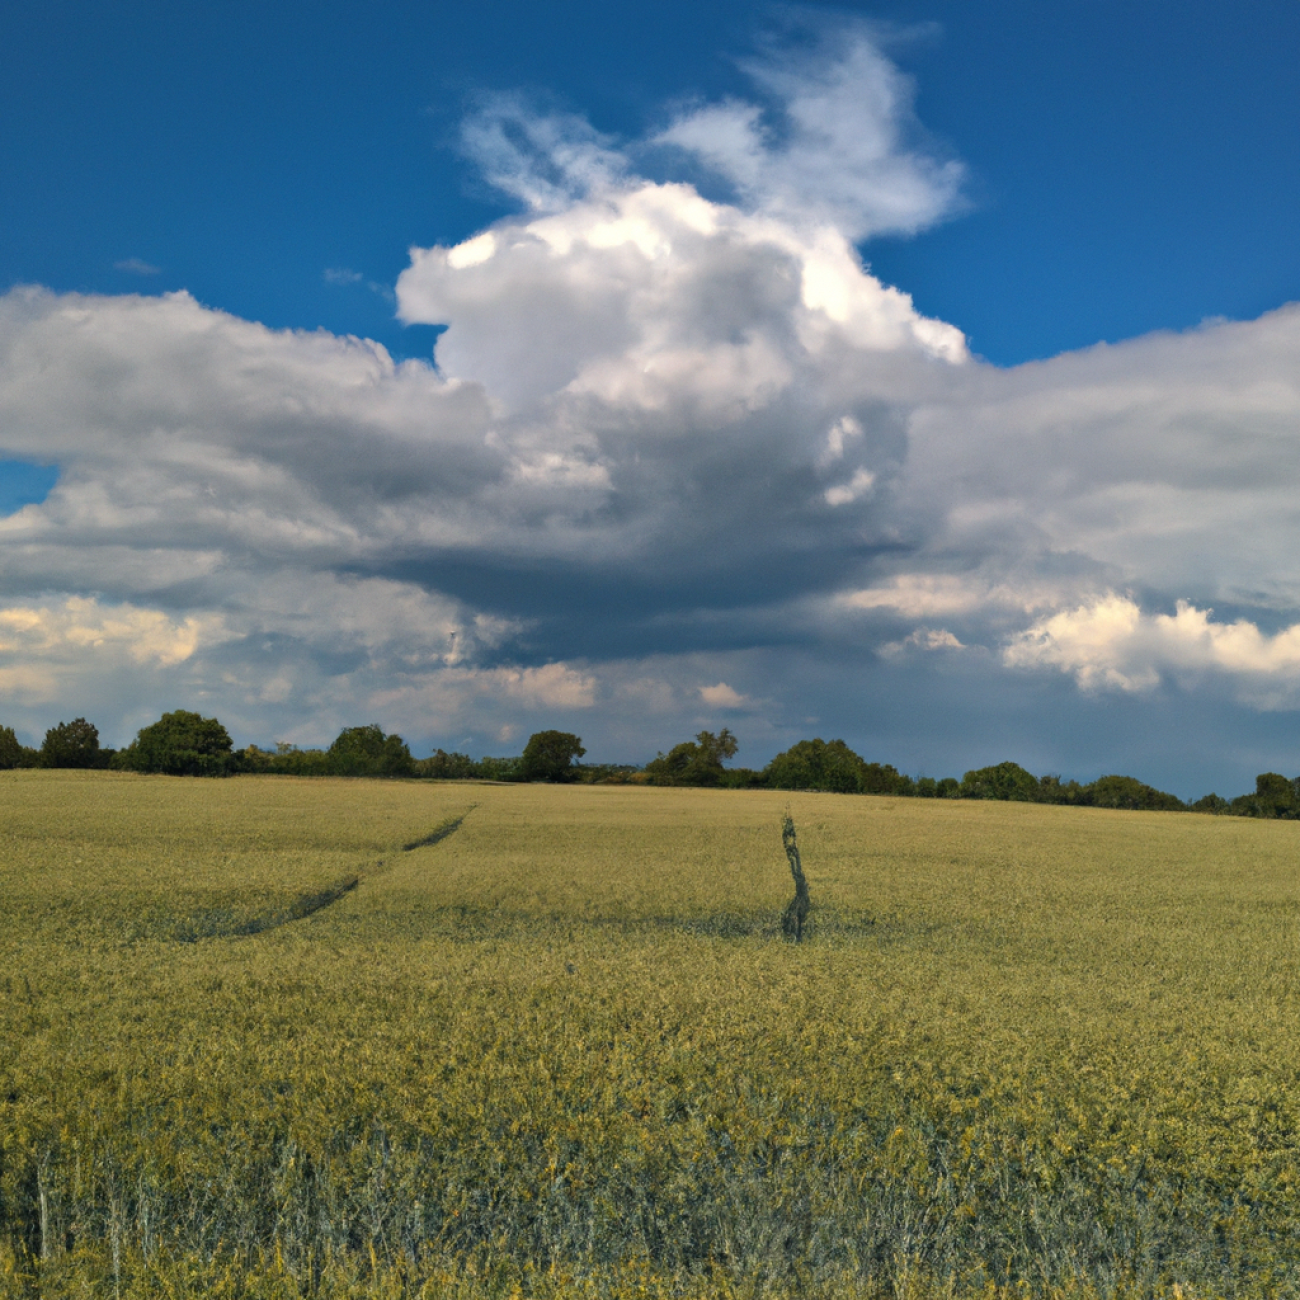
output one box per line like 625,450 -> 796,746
716,767 -> 766,789
476,756 -> 524,782
575,763 -> 645,785
518,731 -> 586,783
327,725 -> 414,777
40,717 -> 104,769
241,744 -> 332,776
1192,792 -> 1230,814
116,710 -> 237,776
415,749 -> 481,780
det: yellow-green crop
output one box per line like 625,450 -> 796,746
2,771 -> 1299,1298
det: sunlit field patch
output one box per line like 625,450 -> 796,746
2,773 -> 1299,1297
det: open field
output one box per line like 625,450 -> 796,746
3,772 -> 1300,1298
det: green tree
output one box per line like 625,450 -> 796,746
764,738 -> 865,793
959,761 -> 1042,802
861,761 -> 915,796
0,724 -> 36,770
518,731 -> 587,782
1230,772 -> 1299,819
327,725 -> 414,777
115,710 -> 237,776
1085,774 -> 1185,812
644,729 -> 737,786
40,717 -> 102,769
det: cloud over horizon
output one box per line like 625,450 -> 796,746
2,21 -> 1300,790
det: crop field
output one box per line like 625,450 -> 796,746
3,772 -> 1300,1298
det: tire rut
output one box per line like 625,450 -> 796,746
174,806 -> 474,941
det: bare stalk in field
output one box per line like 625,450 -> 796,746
37,1167 -> 49,1263
781,814 -> 810,941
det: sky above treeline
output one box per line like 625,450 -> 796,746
2,0 -> 1300,798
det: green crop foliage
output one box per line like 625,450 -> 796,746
2,771 -> 1299,1298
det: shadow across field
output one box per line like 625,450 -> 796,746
353,902 -> 895,945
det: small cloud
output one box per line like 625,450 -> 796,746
914,628 -> 963,650
817,415 -> 863,468
824,467 -> 875,507
879,627 -> 965,659
324,266 -> 396,303
838,575 -> 1057,619
114,258 -> 161,276
699,681 -> 749,708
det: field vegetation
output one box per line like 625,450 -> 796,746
3,772 -> 1300,1297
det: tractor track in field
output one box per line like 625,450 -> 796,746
174,807 -> 474,942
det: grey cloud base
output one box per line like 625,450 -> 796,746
3,280 -> 1299,796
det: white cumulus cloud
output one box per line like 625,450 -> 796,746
1006,595 -> 1300,704
699,681 -> 749,708
657,19 -> 965,240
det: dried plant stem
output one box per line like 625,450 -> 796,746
781,814 -> 810,941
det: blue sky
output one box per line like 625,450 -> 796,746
7,0 -> 1298,365
2,1 -> 1300,796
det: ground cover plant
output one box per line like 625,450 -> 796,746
2,773 -> 1299,1298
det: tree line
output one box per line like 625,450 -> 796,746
1,712 -> 1296,819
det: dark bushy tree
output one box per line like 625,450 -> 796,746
1230,772 -> 1300,819
519,731 -> 586,782
116,710 -> 236,776
41,718 -> 102,769
861,761 -> 915,796
645,729 -> 737,786
0,725 -> 36,770
959,761 -> 1043,802
764,738 -> 865,793
1086,774 -> 1185,812
327,725 -> 414,777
